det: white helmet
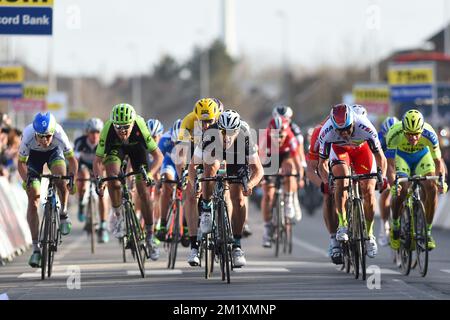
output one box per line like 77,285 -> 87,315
272,105 -> 293,119
351,104 -> 368,117
171,119 -> 182,143
146,118 -> 164,137
218,109 -> 241,131
86,118 -> 104,132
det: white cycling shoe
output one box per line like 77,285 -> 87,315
187,248 -> 200,266
336,226 -> 349,242
200,212 -> 213,234
366,235 -> 378,258
232,247 -> 246,268
109,212 -> 125,238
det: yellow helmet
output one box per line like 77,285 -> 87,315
193,98 -> 220,121
402,109 -> 424,134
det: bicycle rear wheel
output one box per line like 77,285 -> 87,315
168,202 -> 181,269
274,195 -> 283,258
166,203 -> 175,269
40,204 -> 51,280
204,233 -> 215,279
355,199 -> 367,281
126,203 -> 146,278
87,195 -> 96,254
414,200 -> 428,277
399,205 -> 412,275
287,219 -> 293,254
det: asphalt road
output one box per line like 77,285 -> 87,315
1,198 -> 450,300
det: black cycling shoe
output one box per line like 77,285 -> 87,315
331,246 -> 343,265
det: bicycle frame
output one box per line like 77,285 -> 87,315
99,163 -> 152,278
264,173 -> 299,257
395,174 -> 441,277
198,173 -> 247,283
331,171 -> 378,280
34,173 -> 73,280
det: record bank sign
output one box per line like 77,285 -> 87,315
0,0 -> 53,35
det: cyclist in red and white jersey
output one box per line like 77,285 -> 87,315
259,115 -> 304,248
317,104 -> 387,258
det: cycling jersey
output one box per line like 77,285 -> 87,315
74,135 -> 97,168
18,123 -> 74,163
378,131 -> 387,152
318,114 -> 381,159
194,121 -> 258,165
261,126 -> 299,158
159,130 -> 178,179
159,131 -> 174,156
290,121 -> 304,145
96,116 -> 157,158
385,122 -> 441,160
306,124 -> 323,161
96,116 -> 158,172
386,122 -> 440,177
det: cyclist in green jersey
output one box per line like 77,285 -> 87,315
386,109 -> 448,250
93,103 -> 163,260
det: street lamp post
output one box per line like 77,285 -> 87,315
129,44 -> 142,115
277,10 -> 290,105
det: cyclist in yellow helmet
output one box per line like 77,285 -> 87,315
170,98 -> 222,266
386,109 -> 447,250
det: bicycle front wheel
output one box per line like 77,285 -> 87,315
87,195 -> 96,254
414,200 -> 428,277
217,200 -> 231,283
168,202 -> 181,269
354,199 -> 367,281
40,204 -> 51,280
125,203 -> 146,278
399,205 -> 412,276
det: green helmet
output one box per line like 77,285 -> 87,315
111,103 -> 136,125
402,109 -> 424,134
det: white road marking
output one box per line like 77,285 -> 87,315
232,267 -> 289,273
126,269 -> 183,276
292,237 -> 329,258
392,278 -> 440,300
18,272 -> 69,279
441,269 -> 450,274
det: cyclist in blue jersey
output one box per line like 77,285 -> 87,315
377,116 -> 399,246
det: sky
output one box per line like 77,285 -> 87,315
3,0 -> 449,81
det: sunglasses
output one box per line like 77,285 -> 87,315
220,128 -> 239,136
114,124 -> 131,131
405,132 -> 421,138
201,119 -> 215,125
336,124 -> 353,133
88,130 -> 100,134
36,133 -> 53,139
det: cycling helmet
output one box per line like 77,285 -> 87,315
33,112 -> 56,135
218,109 -> 241,131
147,118 -> 164,137
269,115 -> 290,131
86,118 -> 104,132
171,119 -> 182,143
402,109 -> 425,134
351,104 -> 368,117
111,103 -> 136,125
193,98 -> 220,121
330,104 -> 354,129
380,116 -> 399,135
272,105 -> 293,119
